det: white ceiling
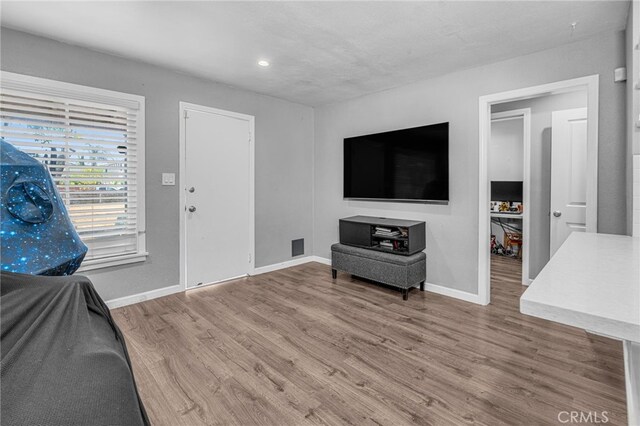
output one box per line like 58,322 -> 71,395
0,1 -> 630,106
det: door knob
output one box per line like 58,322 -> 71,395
188,187 -> 195,193
188,206 -> 196,213
553,210 -> 562,217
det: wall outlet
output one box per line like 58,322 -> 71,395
162,173 -> 175,186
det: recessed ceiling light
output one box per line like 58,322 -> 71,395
258,60 -> 270,67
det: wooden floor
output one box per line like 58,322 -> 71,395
112,257 -> 627,425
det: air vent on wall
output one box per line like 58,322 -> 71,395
292,239 -> 304,257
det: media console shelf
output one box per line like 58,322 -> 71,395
339,216 -> 426,255
333,216 -> 426,300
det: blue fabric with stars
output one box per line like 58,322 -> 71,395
1,141 -> 87,275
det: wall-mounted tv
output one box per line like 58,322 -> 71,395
344,122 -> 449,203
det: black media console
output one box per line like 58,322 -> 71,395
339,216 -> 426,255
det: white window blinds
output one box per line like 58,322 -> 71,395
0,72 -> 146,268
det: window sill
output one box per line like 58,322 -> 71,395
77,252 -> 149,273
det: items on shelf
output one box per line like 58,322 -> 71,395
490,201 -> 523,214
373,226 -> 401,237
375,238 -> 407,251
379,240 -> 394,249
372,226 -> 410,252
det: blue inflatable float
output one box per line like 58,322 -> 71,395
1,140 -> 87,275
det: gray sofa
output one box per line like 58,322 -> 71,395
331,243 -> 426,300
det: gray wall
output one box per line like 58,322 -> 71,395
493,91 -> 588,281
0,28 -> 315,301
314,30 -> 627,295
489,118 -> 524,182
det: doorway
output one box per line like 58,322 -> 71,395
478,75 -> 599,305
179,102 -> 255,289
489,109 -> 531,287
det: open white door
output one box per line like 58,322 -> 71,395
550,107 -> 588,257
183,105 -> 253,288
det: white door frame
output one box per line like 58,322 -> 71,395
178,102 -> 255,291
478,75 -> 599,305
490,108 -> 531,286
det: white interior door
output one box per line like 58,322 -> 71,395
184,107 -> 251,288
550,107 -> 588,257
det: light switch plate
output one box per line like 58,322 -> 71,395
614,67 -> 626,82
162,173 -> 175,186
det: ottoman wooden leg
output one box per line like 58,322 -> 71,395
332,269 -> 337,279
420,281 -> 425,291
402,288 -> 409,300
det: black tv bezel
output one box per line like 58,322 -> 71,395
343,122 -> 450,205
490,180 -> 523,203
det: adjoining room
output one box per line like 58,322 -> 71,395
1,1 -> 639,425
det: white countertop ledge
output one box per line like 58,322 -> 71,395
520,232 -> 640,343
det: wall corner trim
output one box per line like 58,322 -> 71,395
309,256 -> 331,266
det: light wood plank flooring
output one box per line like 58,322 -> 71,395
112,258 -> 626,425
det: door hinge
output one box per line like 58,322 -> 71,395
184,110 -> 189,119
248,253 -> 252,263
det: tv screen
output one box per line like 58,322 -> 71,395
343,122 -> 449,202
491,181 -> 523,202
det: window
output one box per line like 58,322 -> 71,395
0,72 -> 146,270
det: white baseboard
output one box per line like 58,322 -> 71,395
252,256 -> 316,275
106,256 -> 327,309
105,258 -> 480,308
106,284 -> 182,309
424,282 -> 482,305
252,255 -> 332,275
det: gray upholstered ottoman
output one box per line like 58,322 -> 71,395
331,243 -> 426,300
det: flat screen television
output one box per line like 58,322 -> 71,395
343,122 -> 449,203
491,181 -> 523,202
